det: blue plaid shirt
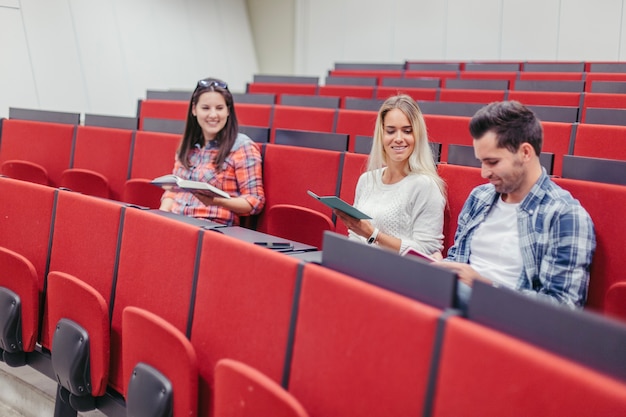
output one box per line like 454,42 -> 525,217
446,171 -> 596,308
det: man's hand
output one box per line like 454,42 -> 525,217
435,261 -> 493,287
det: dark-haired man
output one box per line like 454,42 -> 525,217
438,101 -> 595,308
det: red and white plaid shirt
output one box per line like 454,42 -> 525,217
162,134 -> 265,225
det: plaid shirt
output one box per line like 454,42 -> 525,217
446,171 -> 596,308
163,134 -> 265,226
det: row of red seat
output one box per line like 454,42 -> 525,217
246,82 -> 626,116
136,99 -> 626,176
327,68 -> 626,87
1,124 -> 625,317
1,176 -> 626,416
1,115 -> 626,311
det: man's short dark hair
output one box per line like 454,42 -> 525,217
469,101 -> 543,156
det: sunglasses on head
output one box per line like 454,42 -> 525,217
197,79 -> 228,90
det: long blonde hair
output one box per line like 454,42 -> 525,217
367,94 -> 446,197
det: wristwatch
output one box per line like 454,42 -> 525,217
367,227 -> 379,245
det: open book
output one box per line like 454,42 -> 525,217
307,190 -> 371,219
400,246 -> 438,263
151,174 -> 231,199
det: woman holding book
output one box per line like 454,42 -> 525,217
158,77 -> 265,226
334,94 -> 446,255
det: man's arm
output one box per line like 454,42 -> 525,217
521,204 -> 596,308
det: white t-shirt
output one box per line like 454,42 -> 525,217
469,196 -> 523,289
350,168 -> 445,255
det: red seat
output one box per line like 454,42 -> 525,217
584,72 -> 626,92
439,89 -> 506,103
122,306 -> 198,417
0,119 -> 75,187
318,85 -> 375,107
288,263 -> 443,417
0,177 -> 56,306
605,282 -> 626,322
375,86 -> 438,102
247,83 -> 318,100
0,247 -> 39,357
62,125 -> 134,200
1,160 -> 49,185
60,168 -> 110,198
334,109 -> 377,152
507,91 -> 583,107
123,130 -> 181,209
137,99 -> 187,129
108,209 -> 201,394
270,105 -> 337,142
335,152 -> 369,236
41,190 -> 124,349
266,204 -> 334,249
518,71 -> 584,81
46,271 -> 110,397
257,144 -> 342,233
553,178 -> 626,314
541,121 -> 575,177
423,115 -> 472,162
234,103 -> 274,127
573,124 -> 626,160
431,316 -> 626,417
191,231 -> 302,416
328,69 -> 403,85
459,70 -> 518,88
214,359 -> 309,417
437,164 -> 486,255
580,92 -> 626,122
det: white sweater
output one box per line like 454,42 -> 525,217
349,168 -> 445,254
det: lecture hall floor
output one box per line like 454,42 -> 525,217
0,361 -> 106,417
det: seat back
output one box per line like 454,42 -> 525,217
214,359 -> 309,417
0,177 -> 57,298
191,231 -> 302,416
274,129 -> 349,152
553,178 -> 626,312
42,190 -> 124,349
0,119 -> 76,187
561,155 -> 626,186
270,105 -> 337,142
123,130 -> 180,207
335,152 -> 369,235
246,83 -> 318,99
429,315 -> 626,417
122,306 -> 198,417
1,160 -> 49,185
137,100 -> 187,129
46,271 -> 110,396
266,204 -> 334,249
423,115 -> 472,162
109,209 -> 201,393
234,103 -> 274,128
288,263 -> 444,417
573,123 -> 626,160
436,164 -> 486,255
334,109 -> 377,152
438,89 -> 505,104
541,121 -> 575,177
0,247 -> 39,354
257,144 -> 342,233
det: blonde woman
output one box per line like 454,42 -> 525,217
335,95 -> 446,255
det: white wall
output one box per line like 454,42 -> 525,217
0,0 -> 257,119
2,0 -> 626,120
246,0 -> 294,75
295,0 -> 626,78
